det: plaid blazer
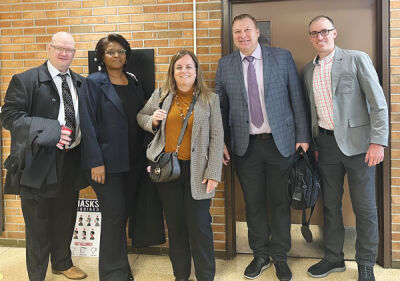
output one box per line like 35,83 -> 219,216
216,45 -> 310,157
137,89 -> 224,200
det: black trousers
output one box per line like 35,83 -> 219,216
20,148 -> 81,281
234,137 -> 294,262
90,169 -> 140,281
157,160 -> 215,281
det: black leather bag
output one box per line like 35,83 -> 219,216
149,151 -> 180,183
148,94 -> 197,183
287,147 -> 321,242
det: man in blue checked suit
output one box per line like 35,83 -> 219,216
216,14 -> 310,281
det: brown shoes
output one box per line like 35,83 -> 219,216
52,266 -> 88,280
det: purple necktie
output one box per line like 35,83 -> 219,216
245,56 -> 264,128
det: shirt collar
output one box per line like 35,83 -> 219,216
47,60 -> 71,79
313,49 -> 335,66
240,43 -> 262,62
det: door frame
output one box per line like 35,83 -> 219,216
221,0 -> 391,267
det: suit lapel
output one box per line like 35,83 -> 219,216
38,62 -> 60,103
261,46 -> 271,97
70,71 -> 83,93
331,47 -> 344,95
191,97 -> 203,140
98,72 -> 127,119
305,64 -> 315,105
233,51 -> 248,104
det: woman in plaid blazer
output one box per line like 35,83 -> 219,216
137,50 -> 224,281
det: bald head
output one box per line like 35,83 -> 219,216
48,32 -> 76,73
51,32 -> 75,45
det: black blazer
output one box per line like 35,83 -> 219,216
79,70 -> 145,172
0,62 -> 86,194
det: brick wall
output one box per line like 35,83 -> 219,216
392,0 -> 400,264
0,0 -> 225,253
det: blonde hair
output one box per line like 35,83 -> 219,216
160,49 -> 212,104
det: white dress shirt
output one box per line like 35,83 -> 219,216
47,60 -> 81,148
240,44 -> 271,134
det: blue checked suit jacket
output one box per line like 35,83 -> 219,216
216,45 -> 310,157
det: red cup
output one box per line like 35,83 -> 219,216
62,125 -> 73,134
58,125 -> 73,148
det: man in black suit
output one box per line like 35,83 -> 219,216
1,32 -> 87,281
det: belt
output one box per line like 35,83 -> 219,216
319,127 -> 334,136
250,133 -> 272,140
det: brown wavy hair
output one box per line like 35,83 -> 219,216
160,49 -> 212,104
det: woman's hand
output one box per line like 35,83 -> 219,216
91,165 -> 105,184
152,109 -> 167,128
202,179 -> 219,194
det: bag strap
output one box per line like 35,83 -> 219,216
175,94 -> 197,153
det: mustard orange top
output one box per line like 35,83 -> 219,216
164,88 -> 194,160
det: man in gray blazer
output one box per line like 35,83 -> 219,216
216,14 -> 310,281
302,16 -> 388,281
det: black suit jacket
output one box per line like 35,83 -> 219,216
79,70 -> 145,172
1,62 -> 87,195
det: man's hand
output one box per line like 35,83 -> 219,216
296,142 -> 309,153
365,143 -> 384,167
91,165 -> 105,184
56,127 -> 72,149
223,143 -> 230,166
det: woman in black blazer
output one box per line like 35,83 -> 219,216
79,34 -> 145,281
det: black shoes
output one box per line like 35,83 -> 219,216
358,264 -> 375,281
274,261 -> 293,281
175,278 -> 188,281
308,258 -> 346,278
244,256 -> 271,279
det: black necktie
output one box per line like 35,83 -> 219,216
58,73 -> 76,142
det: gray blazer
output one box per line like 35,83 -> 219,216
216,45 -> 310,157
302,46 -> 389,156
137,88 -> 224,200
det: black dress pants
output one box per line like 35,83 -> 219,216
234,136 -> 294,262
157,160 -> 215,281
20,148 -> 81,281
90,170 -> 139,281
21,191 -> 79,281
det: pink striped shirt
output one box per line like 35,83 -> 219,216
312,50 -> 335,130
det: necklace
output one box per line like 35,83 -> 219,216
174,94 -> 191,120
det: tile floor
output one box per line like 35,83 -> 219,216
0,247 -> 399,281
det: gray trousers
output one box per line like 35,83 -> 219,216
316,132 -> 378,266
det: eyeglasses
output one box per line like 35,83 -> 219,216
105,49 -> 127,56
50,44 -> 76,54
309,29 -> 335,38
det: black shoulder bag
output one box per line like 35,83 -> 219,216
148,94 -> 197,183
